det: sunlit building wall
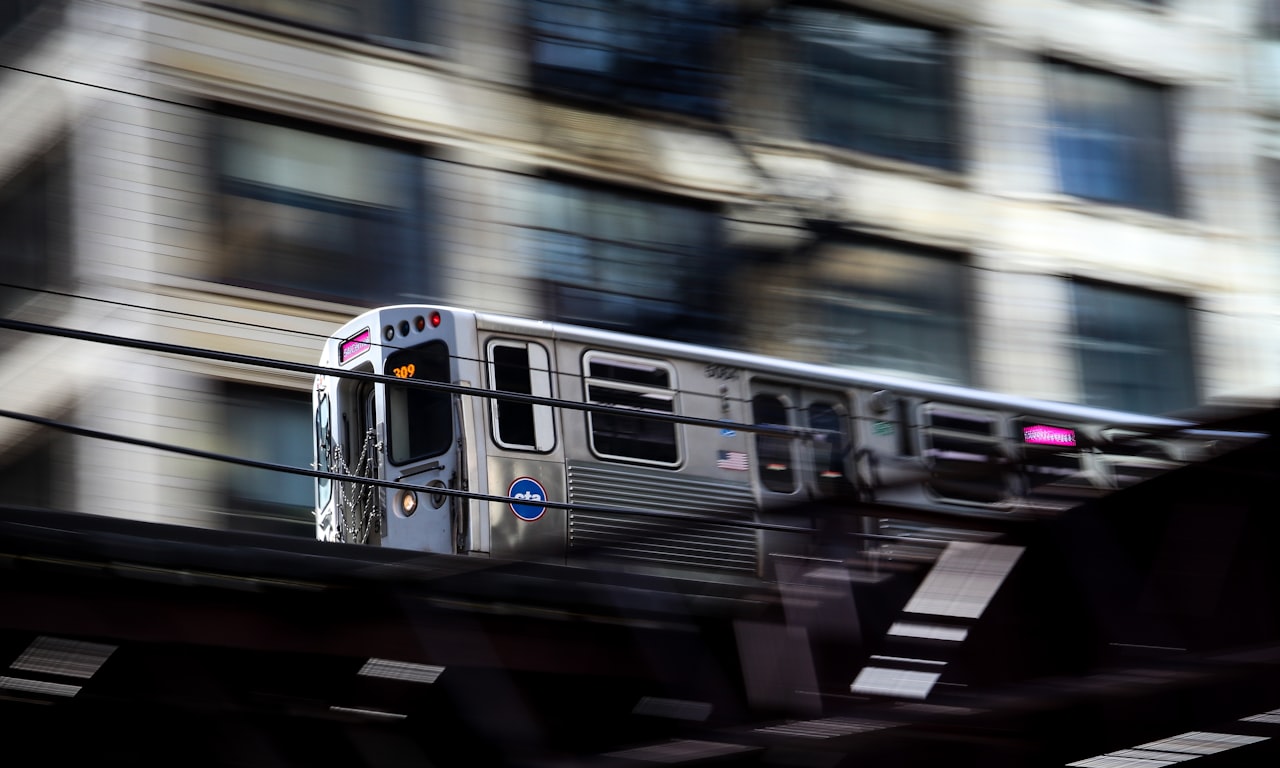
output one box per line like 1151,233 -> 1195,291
0,0 -> 1277,533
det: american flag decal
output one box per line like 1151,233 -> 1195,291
717,450 -> 748,471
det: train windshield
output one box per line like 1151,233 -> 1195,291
385,341 -> 453,464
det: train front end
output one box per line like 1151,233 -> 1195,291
314,306 -> 471,553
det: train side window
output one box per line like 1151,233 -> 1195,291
488,340 -> 555,452
921,405 -> 1006,503
385,341 -> 453,465
753,394 -> 795,493
809,402 -> 851,494
584,351 -> 679,466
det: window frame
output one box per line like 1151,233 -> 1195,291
919,404 -> 1009,505
527,0 -> 731,120
1070,279 -> 1198,414
753,392 -> 797,494
200,0 -> 439,52
1046,59 -> 1181,216
796,237 -> 973,385
530,177 -> 728,345
222,383 -> 316,536
789,4 -> 961,172
210,106 -> 430,305
583,350 -> 682,467
384,340 -> 455,466
487,339 -> 557,453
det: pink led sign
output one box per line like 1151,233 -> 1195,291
340,328 -> 372,363
1023,424 -> 1076,447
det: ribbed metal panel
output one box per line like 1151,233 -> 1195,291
567,462 -> 759,574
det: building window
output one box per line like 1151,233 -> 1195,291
791,239 -> 971,384
213,111 -> 429,305
528,0 -> 732,119
1071,281 -> 1196,415
0,143 -> 69,315
528,179 -> 728,344
790,6 -> 959,171
203,0 -> 437,49
0,0 -> 44,37
0,433 -> 63,510
222,384 -> 314,536
488,340 -> 556,452
1047,61 -> 1179,215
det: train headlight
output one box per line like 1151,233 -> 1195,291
397,489 -> 419,517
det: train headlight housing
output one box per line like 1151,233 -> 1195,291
396,489 -> 419,517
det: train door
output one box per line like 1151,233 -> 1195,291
317,370 -> 382,544
750,382 -> 854,507
380,340 -> 459,554
751,382 -> 855,564
479,336 -> 565,563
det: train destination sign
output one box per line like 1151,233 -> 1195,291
1023,424 -> 1076,447
340,328 -> 372,363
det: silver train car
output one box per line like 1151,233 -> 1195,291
313,305 -> 1240,578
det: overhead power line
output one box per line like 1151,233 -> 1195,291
0,405 -> 941,542
0,314 -> 817,439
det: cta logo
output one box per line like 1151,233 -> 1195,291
508,476 -> 547,522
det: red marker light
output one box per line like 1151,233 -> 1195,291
414,315 -> 426,332
430,311 -> 442,328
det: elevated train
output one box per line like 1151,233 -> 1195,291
313,305 -> 1246,579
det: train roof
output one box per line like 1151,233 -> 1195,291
342,305 -> 1234,434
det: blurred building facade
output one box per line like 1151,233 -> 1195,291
0,0 -> 1277,533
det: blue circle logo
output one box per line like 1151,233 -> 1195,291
508,476 -> 547,522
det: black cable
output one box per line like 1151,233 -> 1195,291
0,315 -> 816,439
0,278 -> 762,416
0,405 -> 943,542
0,279 -> 336,343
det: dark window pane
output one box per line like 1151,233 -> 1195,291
0,143 -> 69,315
922,407 -> 1006,503
1048,61 -> 1178,215
802,240 -> 971,384
214,113 -> 428,304
1072,281 -> 1196,414
203,0 -> 437,48
808,402 -> 852,495
530,180 -> 726,344
0,0 -> 44,37
224,385 -> 313,535
385,341 -> 453,464
586,354 -> 679,464
529,0 -> 730,119
792,7 -> 958,170
492,345 -> 537,448
0,434 -> 62,509
754,394 -> 794,493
